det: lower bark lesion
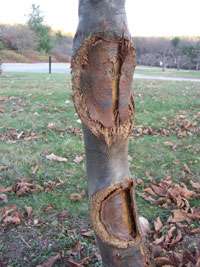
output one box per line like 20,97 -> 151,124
90,179 -> 142,249
71,34 -> 136,145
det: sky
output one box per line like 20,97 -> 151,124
0,0 -> 200,37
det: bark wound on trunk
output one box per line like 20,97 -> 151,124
72,35 -> 135,145
90,179 -> 141,248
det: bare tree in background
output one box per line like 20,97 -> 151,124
171,37 -> 181,70
0,24 -> 38,53
71,0 -> 152,266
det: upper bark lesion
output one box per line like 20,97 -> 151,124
71,35 -> 136,145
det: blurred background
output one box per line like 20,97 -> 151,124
0,0 -> 200,70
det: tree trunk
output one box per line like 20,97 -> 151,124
71,1 -> 152,266
162,54 -> 166,72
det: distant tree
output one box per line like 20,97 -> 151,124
51,31 -> 73,62
0,24 -> 38,52
182,44 -> 200,70
27,4 -> 52,53
171,37 -> 180,48
0,41 -> 5,50
171,37 -> 181,70
156,38 -> 171,71
133,37 -> 200,70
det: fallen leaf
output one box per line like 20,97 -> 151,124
0,186 -> 12,193
0,96 -> 9,101
164,226 -> 176,244
153,235 -> 165,245
12,179 -> 39,196
164,141 -> 177,150
188,208 -> 200,220
190,228 -> 200,234
57,210 -> 69,221
176,196 -> 190,210
70,193 -> 83,201
183,163 -> 192,174
47,122 -> 56,129
43,204 -> 54,213
0,166 -> 8,172
190,180 -> 200,190
144,187 -> 157,196
46,153 -> 68,162
44,178 -> 64,192
81,230 -> 94,238
168,210 -> 189,223
154,217 -> 163,232
164,226 -> 182,247
0,194 -> 8,203
32,165 -> 39,175
136,178 -> 144,186
167,184 -> 195,201
154,256 -> 172,266
151,184 -> 167,197
0,205 -> 21,226
164,141 -> 174,146
36,254 -> 61,267
73,155 -> 84,164
24,206 -> 33,218
140,193 -> 156,203
170,229 -> 182,246
24,132 -> 40,141
179,183 -> 195,198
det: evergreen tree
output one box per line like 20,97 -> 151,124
27,4 -> 52,53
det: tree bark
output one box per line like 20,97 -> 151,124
71,1 -> 152,266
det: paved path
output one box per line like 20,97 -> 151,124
2,63 -> 200,82
2,63 -> 71,74
135,74 -> 200,83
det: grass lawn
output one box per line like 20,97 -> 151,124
0,73 -> 200,266
135,66 -> 200,79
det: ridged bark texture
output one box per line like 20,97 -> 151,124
71,1 -> 152,266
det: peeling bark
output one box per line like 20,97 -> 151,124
71,0 -> 153,266
72,35 -> 135,145
90,179 -> 140,248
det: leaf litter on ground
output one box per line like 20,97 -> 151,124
140,175 -> 200,266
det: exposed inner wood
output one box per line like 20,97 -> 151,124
71,35 -> 136,145
101,186 -> 137,241
90,180 -> 142,249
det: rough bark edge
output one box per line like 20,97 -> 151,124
71,34 -> 136,146
90,178 -> 142,249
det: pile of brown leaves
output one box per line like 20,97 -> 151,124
133,112 -> 200,138
0,205 -> 21,226
12,178 -> 43,196
139,176 -> 200,266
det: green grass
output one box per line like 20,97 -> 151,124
135,66 -> 200,79
0,73 -> 200,266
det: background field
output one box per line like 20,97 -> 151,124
0,72 -> 200,266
